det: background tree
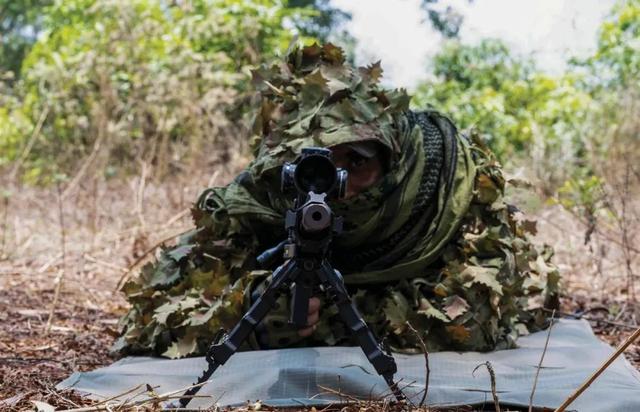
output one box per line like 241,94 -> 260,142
420,0 -> 470,39
412,39 -> 592,191
0,0 -> 350,182
0,0 -> 52,78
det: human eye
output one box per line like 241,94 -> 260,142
347,152 -> 368,169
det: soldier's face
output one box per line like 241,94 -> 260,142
331,142 -> 385,199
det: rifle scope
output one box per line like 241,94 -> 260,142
281,147 -> 347,200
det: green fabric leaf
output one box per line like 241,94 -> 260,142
384,291 -> 410,334
461,265 -> 503,295
167,245 -> 193,262
162,332 -> 198,359
417,297 -> 449,322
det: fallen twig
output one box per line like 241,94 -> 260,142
473,361 -> 500,412
83,253 -> 128,273
317,384 -> 364,404
45,183 -> 68,334
405,321 -> 430,407
542,308 -> 639,330
37,252 -> 63,273
529,310 -> 555,412
160,207 -> 191,229
554,325 -> 640,412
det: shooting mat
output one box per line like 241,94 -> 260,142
57,319 -> 640,411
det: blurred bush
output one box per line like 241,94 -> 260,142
0,0 -> 348,183
412,39 -> 593,192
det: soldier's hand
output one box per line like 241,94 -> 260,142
297,297 -> 321,337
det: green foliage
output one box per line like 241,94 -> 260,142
575,0 -> 640,89
420,0 -> 467,39
0,0 -> 52,77
557,0 -> 640,226
1,0 -> 334,182
556,174 -> 607,219
285,0 -> 351,42
413,39 -> 593,190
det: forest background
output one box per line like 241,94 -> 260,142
0,0 -> 639,408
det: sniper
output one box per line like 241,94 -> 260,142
113,43 -> 560,358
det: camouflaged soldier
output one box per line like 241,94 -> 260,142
113,43 -> 560,359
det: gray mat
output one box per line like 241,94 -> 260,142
58,319 -> 640,410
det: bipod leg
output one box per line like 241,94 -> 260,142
315,261 -> 408,404
174,260 -> 300,408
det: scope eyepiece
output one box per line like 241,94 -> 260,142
281,147 -> 347,199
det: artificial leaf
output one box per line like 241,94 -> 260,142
153,301 -> 180,325
186,300 -> 222,326
443,295 -> 470,320
384,291 -> 410,334
162,332 -> 198,359
521,219 -> 538,235
475,174 -> 499,204
149,267 -> 180,288
461,265 -> 503,295
433,283 -> 450,297
358,61 -> 383,85
322,43 -> 345,64
529,255 -> 555,275
384,88 -> 411,111
167,245 -> 194,263
299,43 -> 322,70
445,325 -> 471,343
417,298 -> 449,322
300,69 -> 329,108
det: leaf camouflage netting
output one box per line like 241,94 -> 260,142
113,43 -> 559,359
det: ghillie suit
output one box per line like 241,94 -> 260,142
114,43 -> 559,358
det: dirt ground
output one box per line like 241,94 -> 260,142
0,172 -> 638,411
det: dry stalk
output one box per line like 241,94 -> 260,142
90,176 -> 99,238
405,321 -> 430,407
83,253 -> 128,273
1,193 -> 9,259
554,325 -> 640,412
37,252 -> 63,273
160,208 -> 191,230
537,213 -> 640,255
135,160 -> 150,231
207,170 -> 221,188
8,105 -> 50,182
45,183 -> 68,334
541,308 -> 639,330
61,134 -> 104,200
317,384 -> 364,404
618,161 -> 636,302
529,310 -> 555,412
57,379 -> 212,411
473,361 -> 500,412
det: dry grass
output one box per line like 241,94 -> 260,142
0,159 -> 639,411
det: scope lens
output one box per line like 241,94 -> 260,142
295,154 -> 336,194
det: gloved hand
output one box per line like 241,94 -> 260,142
248,274 -> 321,349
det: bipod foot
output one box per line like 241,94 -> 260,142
383,375 -> 411,405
